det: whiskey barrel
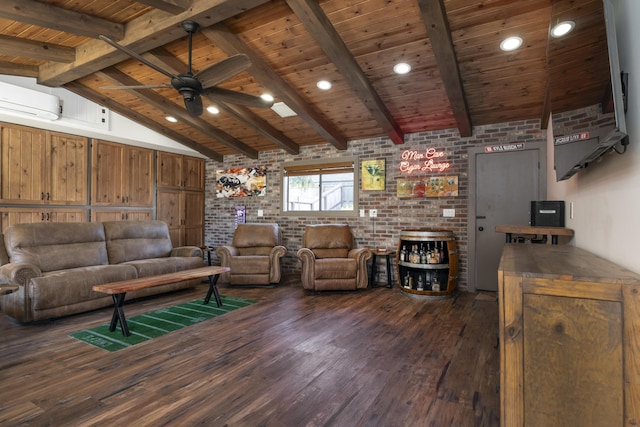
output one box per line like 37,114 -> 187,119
396,229 -> 457,299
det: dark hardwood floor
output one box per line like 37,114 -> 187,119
0,279 -> 500,426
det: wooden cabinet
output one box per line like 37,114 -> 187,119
156,152 -> 205,247
90,209 -> 152,223
156,189 -> 203,247
1,207 -> 86,233
1,124 -> 88,205
498,244 -> 640,426
91,140 -> 153,207
157,151 -> 204,191
396,229 -> 457,298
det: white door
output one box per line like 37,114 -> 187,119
469,145 -> 544,291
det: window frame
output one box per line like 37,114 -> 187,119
281,156 -> 359,217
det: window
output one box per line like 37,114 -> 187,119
282,157 -> 359,216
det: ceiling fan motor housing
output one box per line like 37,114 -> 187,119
172,74 -> 202,101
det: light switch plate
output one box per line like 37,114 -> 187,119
257,209 -> 264,217
443,208 -> 455,218
370,209 -> 377,217
360,209 -> 365,217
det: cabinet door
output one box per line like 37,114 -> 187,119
183,156 -> 204,191
125,146 -> 153,206
1,124 -> 47,204
183,191 -> 204,246
91,140 -> 124,205
157,152 -> 183,188
156,189 -> 182,245
1,208 -> 86,233
48,132 -> 88,205
91,209 -> 152,222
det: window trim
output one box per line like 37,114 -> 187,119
281,156 -> 359,217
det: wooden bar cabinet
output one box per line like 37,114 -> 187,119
498,243 -> 640,426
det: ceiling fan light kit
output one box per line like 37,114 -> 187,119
99,20 -> 272,117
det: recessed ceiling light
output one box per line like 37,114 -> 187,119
393,62 -> 412,75
551,21 -> 575,38
261,93 -> 274,102
165,116 -> 177,123
206,106 -> 220,114
316,80 -> 332,90
500,36 -> 523,52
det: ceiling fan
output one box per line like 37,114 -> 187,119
99,20 -> 273,117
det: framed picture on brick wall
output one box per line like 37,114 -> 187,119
362,159 -> 385,190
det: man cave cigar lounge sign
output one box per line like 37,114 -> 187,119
397,147 -> 458,198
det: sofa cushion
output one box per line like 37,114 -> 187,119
123,256 -> 203,278
229,256 -> 270,275
4,222 -> 108,272
232,223 -> 280,248
29,264 -> 137,310
314,258 -> 357,280
103,220 -> 173,264
302,224 -> 353,259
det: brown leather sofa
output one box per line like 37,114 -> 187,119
215,223 -> 286,285
0,220 -> 203,322
297,224 -> 372,291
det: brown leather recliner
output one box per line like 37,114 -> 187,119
215,223 -> 286,285
297,224 -> 372,291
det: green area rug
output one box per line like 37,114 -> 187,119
70,296 -> 255,352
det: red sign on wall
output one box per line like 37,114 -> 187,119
399,148 -> 451,174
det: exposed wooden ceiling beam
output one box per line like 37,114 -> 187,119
202,23 -> 348,151
285,0 -> 405,145
143,47 -> 300,154
38,0 -> 271,87
0,61 -> 38,78
135,0 -> 191,14
0,0 -> 124,40
64,81 -> 224,161
0,35 -> 75,63
418,0 -> 472,137
97,67 -> 258,159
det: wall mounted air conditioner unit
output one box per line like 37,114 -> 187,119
0,81 -> 61,120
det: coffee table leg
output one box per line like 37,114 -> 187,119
204,274 -> 222,307
109,293 -> 130,337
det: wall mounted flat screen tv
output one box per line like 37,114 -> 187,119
551,0 -> 628,181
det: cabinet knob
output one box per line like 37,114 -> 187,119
478,226 -> 484,231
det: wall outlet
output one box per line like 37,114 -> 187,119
370,209 -> 377,218
443,208 -> 455,218
360,209 -> 365,217
257,209 -> 264,217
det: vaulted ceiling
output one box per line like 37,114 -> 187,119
0,0 -> 610,161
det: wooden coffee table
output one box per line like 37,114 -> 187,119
93,266 -> 229,337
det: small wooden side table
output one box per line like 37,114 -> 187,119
369,249 -> 396,288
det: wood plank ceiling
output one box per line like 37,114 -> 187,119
0,0 -> 611,161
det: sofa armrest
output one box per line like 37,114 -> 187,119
297,248 -> 316,290
0,262 -> 42,286
348,248 -> 373,289
170,246 -> 203,258
268,245 -> 287,283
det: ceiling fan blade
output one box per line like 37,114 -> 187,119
185,96 -> 203,117
196,54 -> 251,88
201,87 -> 273,108
101,84 -> 173,90
99,35 -> 178,81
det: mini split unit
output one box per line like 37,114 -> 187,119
0,81 -> 61,120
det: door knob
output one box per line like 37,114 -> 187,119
478,226 -> 484,231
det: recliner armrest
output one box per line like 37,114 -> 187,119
268,245 -> 287,283
0,262 -> 42,286
349,248 -> 373,288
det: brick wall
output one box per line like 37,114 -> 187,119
205,119 -> 546,290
